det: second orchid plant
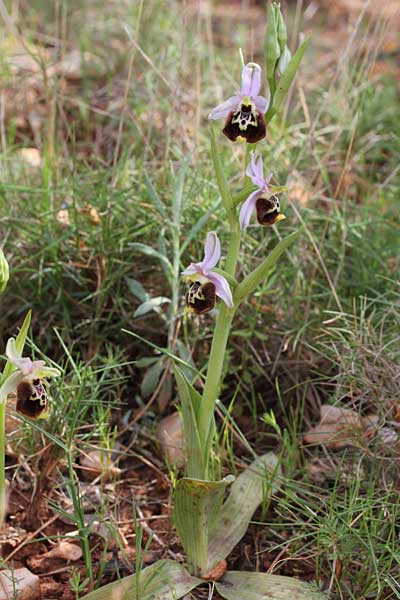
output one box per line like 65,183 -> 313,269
84,4 -> 325,600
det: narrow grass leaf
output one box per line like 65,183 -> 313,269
174,475 -> 234,577
273,35 -> 311,112
235,230 -> 301,303
207,453 -> 281,571
215,572 -> 327,600
80,559 -> 202,600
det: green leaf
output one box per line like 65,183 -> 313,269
174,475 -> 234,577
125,278 -> 149,303
172,158 -> 190,230
80,559 -> 203,600
207,452 -> 281,571
144,172 -> 168,220
232,184 -> 257,208
273,35 -> 311,112
1,310 -> 32,384
235,230 -> 301,304
133,296 -> 170,318
129,243 -> 173,276
210,125 -> 235,224
216,571 -> 328,600
173,365 -> 203,477
140,359 -> 164,398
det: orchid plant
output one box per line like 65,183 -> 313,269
83,3 -> 325,600
0,307 -> 60,526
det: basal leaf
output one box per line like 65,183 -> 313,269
216,571 -> 328,600
80,559 -> 202,600
207,453 -> 281,571
174,475 -> 234,577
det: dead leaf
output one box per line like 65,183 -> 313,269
288,171 -> 311,207
80,450 -> 121,482
16,148 -> 42,168
157,412 -> 185,467
79,204 -> 101,225
304,404 -> 379,448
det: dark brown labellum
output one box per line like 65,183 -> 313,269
16,379 -> 48,419
255,194 -> 281,226
223,104 -> 266,143
186,281 -> 216,315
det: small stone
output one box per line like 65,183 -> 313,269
0,568 -> 40,600
45,541 -> 82,561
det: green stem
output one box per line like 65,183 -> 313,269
198,224 -> 241,477
0,400 -> 5,525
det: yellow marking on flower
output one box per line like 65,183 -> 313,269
275,214 -> 286,223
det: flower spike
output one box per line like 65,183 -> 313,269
182,232 -> 233,314
0,338 -> 60,419
208,63 -> 270,143
239,152 -> 286,230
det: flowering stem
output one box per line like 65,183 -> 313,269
198,223 -> 241,478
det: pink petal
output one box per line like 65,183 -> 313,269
264,172 -> 273,191
241,63 -> 261,97
181,263 -> 201,277
208,95 -> 240,120
208,272 -> 233,308
254,92 -> 270,114
200,232 -> 221,271
239,189 -> 262,231
246,152 -> 264,188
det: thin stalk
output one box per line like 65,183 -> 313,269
197,223 -> 241,477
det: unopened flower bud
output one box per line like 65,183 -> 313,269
277,8 -> 288,53
0,248 -> 9,293
277,45 -> 292,77
265,3 -> 281,82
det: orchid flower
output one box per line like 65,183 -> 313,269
239,152 -> 286,230
208,62 -> 270,143
182,232 -> 233,314
0,338 -> 60,419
